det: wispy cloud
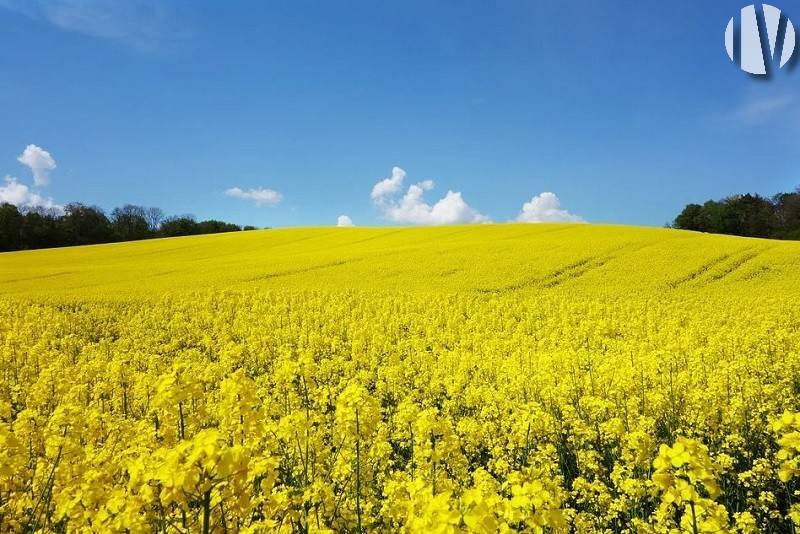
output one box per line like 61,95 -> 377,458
0,0 -> 191,51
371,166 -> 490,225
225,187 -> 283,207
725,94 -> 798,127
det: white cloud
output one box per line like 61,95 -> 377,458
337,214 -> 354,227
17,144 -> 56,187
371,167 -> 490,225
0,175 -> 63,212
514,192 -> 584,223
0,0 -> 191,52
371,166 -> 406,200
225,187 -> 283,207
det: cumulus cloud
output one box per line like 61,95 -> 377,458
514,192 -> 584,223
0,175 -> 63,212
371,166 -> 406,200
225,187 -> 283,207
337,215 -> 354,227
371,167 -> 490,225
17,144 -> 56,187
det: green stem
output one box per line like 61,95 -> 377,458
178,402 -> 185,440
431,433 -> 437,495
355,409 -> 362,534
202,489 -> 212,534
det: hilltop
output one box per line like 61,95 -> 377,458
1,224 -> 798,300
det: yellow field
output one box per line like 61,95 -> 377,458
1,224 -> 800,533
2,224 -> 800,299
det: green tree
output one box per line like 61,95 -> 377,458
21,207 -> 63,249
159,215 -> 200,237
673,203 -> 703,231
111,204 -> 151,241
62,203 -> 112,246
0,202 -> 23,251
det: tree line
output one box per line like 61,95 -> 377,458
0,203 -> 258,252
673,187 -> 800,240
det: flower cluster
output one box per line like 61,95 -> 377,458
1,229 -> 799,532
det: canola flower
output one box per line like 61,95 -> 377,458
1,224 -> 800,532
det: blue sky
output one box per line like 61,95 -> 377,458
1,1 -> 798,228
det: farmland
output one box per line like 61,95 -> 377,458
1,224 -> 800,532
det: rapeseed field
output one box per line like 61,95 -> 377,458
1,224 -> 799,532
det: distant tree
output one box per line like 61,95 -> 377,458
732,193 -> 775,238
773,190 -> 800,238
145,207 -> 165,233
674,203 -> 703,231
160,215 -> 199,237
111,204 -> 150,241
674,187 -> 799,240
62,203 -> 112,246
196,220 -> 242,234
242,225 -> 258,231
0,199 -> 252,252
699,199 -> 739,234
20,206 -> 63,249
0,203 -> 23,251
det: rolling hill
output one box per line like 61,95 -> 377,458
1,224 -> 798,300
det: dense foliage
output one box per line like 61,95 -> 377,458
0,202 -> 256,252
673,188 -> 800,239
1,225 -> 799,532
